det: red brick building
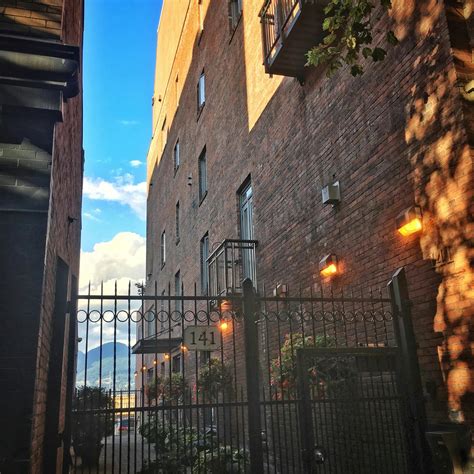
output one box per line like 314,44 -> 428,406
143,0 -> 473,464
0,1 -> 84,472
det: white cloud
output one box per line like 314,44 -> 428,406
83,175 -> 147,220
130,160 -> 143,168
79,232 -> 146,294
83,212 -> 100,222
119,119 -> 139,126
78,232 -> 145,353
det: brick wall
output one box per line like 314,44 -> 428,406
29,0 -> 84,467
0,0 -> 63,38
147,0 -> 473,438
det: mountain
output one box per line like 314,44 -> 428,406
76,342 -> 134,390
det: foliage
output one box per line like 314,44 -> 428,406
193,445 -> 248,473
139,416 -> 247,473
139,418 -> 198,472
72,386 -> 114,444
72,386 -> 114,466
270,333 -> 337,399
145,373 -> 188,404
306,0 -> 398,76
197,358 -> 234,401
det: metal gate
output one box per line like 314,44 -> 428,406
70,270 -> 427,473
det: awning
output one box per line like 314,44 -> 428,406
132,337 -> 182,355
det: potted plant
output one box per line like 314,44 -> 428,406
197,358 -> 233,401
72,386 -> 113,467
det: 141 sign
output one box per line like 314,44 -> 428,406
183,325 -> 220,351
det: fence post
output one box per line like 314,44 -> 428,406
388,267 -> 430,473
242,278 -> 264,473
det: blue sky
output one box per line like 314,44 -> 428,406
81,0 -> 162,252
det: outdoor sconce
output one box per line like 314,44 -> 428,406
134,371 -> 138,378
322,181 -> 341,205
397,206 -> 422,236
153,359 -> 157,365
273,284 -> 288,297
164,353 -> 170,360
219,320 -> 230,332
319,254 -> 338,277
141,365 -> 146,372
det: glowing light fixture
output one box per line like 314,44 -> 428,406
319,254 -> 338,277
153,359 -> 157,365
134,371 -> 138,378
181,344 -> 188,352
141,365 -> 146,372
219,320 -> 229,332
397,206 -> 422,236
164,353 -> 170,360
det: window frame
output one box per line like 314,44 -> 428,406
173,139 -> 180,174
200,232 -> 209,295
228,0 -> 243,33
197,70 -> 205,113
160,230 -> 166,268
198,147 -> 207,203
175,201 -> 180,244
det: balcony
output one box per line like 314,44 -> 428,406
207,239 -> 258,296
260,0 -> 326,79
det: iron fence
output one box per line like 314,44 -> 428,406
71,271 -> 425,473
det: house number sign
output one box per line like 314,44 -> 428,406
183,326 -> 220,351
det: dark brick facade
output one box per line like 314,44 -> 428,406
146,0 -> 473,444
0,0 -> 84,472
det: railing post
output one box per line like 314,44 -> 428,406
242,278 -> 264,473
388,267 -> 430,473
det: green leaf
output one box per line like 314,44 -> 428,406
371,47 -> 387,61
350,64 -> 364,76
386,30 -> 398,45
362,47 -> 372,58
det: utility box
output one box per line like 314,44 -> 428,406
426,423 -> 472,473
321,181 -> 341,205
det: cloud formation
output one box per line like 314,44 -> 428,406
83,174 -> 147,220
130,160 -> 143,168
78,232 -> 146,350
79,231 -> 146,294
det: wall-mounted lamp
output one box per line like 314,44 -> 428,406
141,365 -> 147,372
273,284 -> 288,297
180,344 -> 188,352
134,371 -> 138,378
219,320 -> 230,332
322,181 -> 341,205
153,359 -> 157,365
397,206 -> 422,236
319,254 -> 338,277
164,353 -> 170,360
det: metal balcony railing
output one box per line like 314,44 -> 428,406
207,239 -> 258,296
260,0 -> 301,66
260,0 -> 326,78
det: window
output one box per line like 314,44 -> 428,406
197,71 -> 205,111
172,354 -> 181,373
175,202 -> 180,243
198,148 -> 207,201
175,270 -> 182,313
147,368 -> 154,385
161,117 -> 167,151
147,304 -> 155,337
160,289 -> 166,330
173,140 -> 180,173
228,0 -> 243,31
160,361 -> 165,378
161,231 -> 166,267
200,233 -> 209,295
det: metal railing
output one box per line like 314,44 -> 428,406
207,239 -> 258,296
260,0 -> 302,66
